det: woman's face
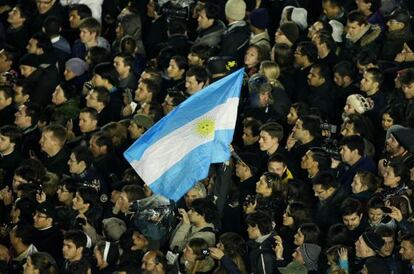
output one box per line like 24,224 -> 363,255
283,205 -> 295,227
293,228 -> 305,246
381,113 -> 394,130
351,174 -> 368,194
183,245 -> 196,262
244,47 -> 259,68
343,101 -> 356,115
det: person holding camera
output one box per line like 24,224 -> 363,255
209,232 -> 248,274
170,198 -> 217,252
181,238 -> 215,274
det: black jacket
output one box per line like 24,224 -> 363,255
219,21 -> 250,65
247,232 -> 281,274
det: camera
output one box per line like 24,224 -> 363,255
320,122 -> 337,135
201,249 -> 210,258
155,0 -> 194,20
320,138 -> 341,160
244,195 -> 256,206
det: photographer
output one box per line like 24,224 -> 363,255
209,232 -> 248,274
170,198 -> 217,252
181,238 -> 215,274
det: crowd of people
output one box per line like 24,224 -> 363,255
2,0 -> 414,273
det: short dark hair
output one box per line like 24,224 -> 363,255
79,17 -> 101,36
309,147 -> 331,171
168,20 -> 187,35
121,184 -> 145,202
387,159 -> 410,183
93,62 -> 119,86
312,63 -> 331,81
186,66 -> 209,84
298,223 -> 320,244
141,78 -> 160,97
13,223 -> 34,245
333,61 -> 356,80
243,119 -> 262,137
245,211 -> 273,235
64,230 -> 87,249
340,135 -> 365,156
114,52 -> 134,70
312,172 -> 338,190
347,10 -> 367,25
92,86 -> 110,104
31,32 -> 53,53
190,198 -> 217,223
400,68 -> 414,85
367,195 -> 385,209
202,2 -> 221,20
80,107 -> 99,122
171,55 -> 188,71
340,197 -> 363,216
297,41 -> 318,63
357,50 -> 377,67
300,115 -> 322,139
189,44 -> 212,62
91,131 -> 113,152
0,85 -> 13,100
43,124 -> 67,145
259,122 -> 284,141
72,146 -> 93,168
291,102 -> 310,119
0,125 -> 22,146
287,201 -> 312,227
43,16 -> 62,37
317,32 -> 336,52
69,4 -> 92,19
166,88 -> 187,106
366,67 -> 383,87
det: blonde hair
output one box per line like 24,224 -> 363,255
260,61 -> 284,89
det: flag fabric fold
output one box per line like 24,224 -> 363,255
124,68 -> 244,201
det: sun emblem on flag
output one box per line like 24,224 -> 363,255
195,118 -> 215,138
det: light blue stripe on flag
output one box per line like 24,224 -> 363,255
124,68 -> 244,201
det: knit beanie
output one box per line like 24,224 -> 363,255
386,125 -> 414,153
65,58 -> 89,76
329,20 -> 344,43
19,54 -> 39,68
299,243 -> 321,271
225,0 -> 246,21
102,241 -> 120,265
346,94 -> 374,114
279,22 -> 300,45
362,231 -> 385,252
249,8 -> 269,29
291,7 -> 308,30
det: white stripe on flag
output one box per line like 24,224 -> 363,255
131,97 -> 239,184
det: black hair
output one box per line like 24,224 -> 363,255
300,115 -> 322,139
312,172 -> 338,190
297,41 -> 318,63
190,198 -> 217,223
298,223 -> 320,244
43,16 -> 62,37
69,4 -> 92,19
93,62 -> 120,86
333,61 -> 356,80
0,125 -> 22,146
72,145 -> 94,168
259,122 -> 284,141
340,197 -> 363,216
340,135 -> 365,157
245,210 -> 273,235
64,230 -> 87,249
186,66 -> 209,84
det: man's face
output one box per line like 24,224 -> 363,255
322,0 -> 341,18
167,59 -> 184,80
301,150 -> 315,170
258,130 -> 277,152
113,57 -> 129,76
132,231 -> 149,251
14,106 -> 31,128
286,107 -> 298,125
26,38 -> 39,55
340,145 -> 356,165
184,189 -> 202,208
187,53 -> 203,66
0,134 -> 13,154
313,184 -> 333,201
89,136 -> 102,158
86,90 -> 100,110
36,0 -> 55,15
79,112 -> 97,133
400,240 -> 414,261
19,65 -> 36,78
80,28 -> 96,44
380,236 -> 395,257
185,75 -> 204,95
342,212 -> 362,230
247,224 -> 260,240
141,252 -> 158,274
33,211 -> 51,229
346,21 -> 365,39
294,46 -> 306,67
334,72 -> 346,87
385,134 -> 403,156
52,85 -> 67,105
402,81 -> 414,99
197,9 -> 213,29
355,236 -> 373,258
7,6 -> 25,26
67,153 -> 85,175
63,240 -> 81,262
57,185 -> 73,204
162,95 -> 175,115
292,119 -> 306,142
135,82 -> 150,103
242,127 -> 258,146
268,161 -> 286,177
0,90 -> 12,110
39,131 -> 56,154
13,85 -> 28,105
360,72 -> 377,93
69,10 -> 81,28
368,208 -> 384,225
307,67 -> 323,87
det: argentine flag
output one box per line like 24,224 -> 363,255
124,69 -> 244,201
